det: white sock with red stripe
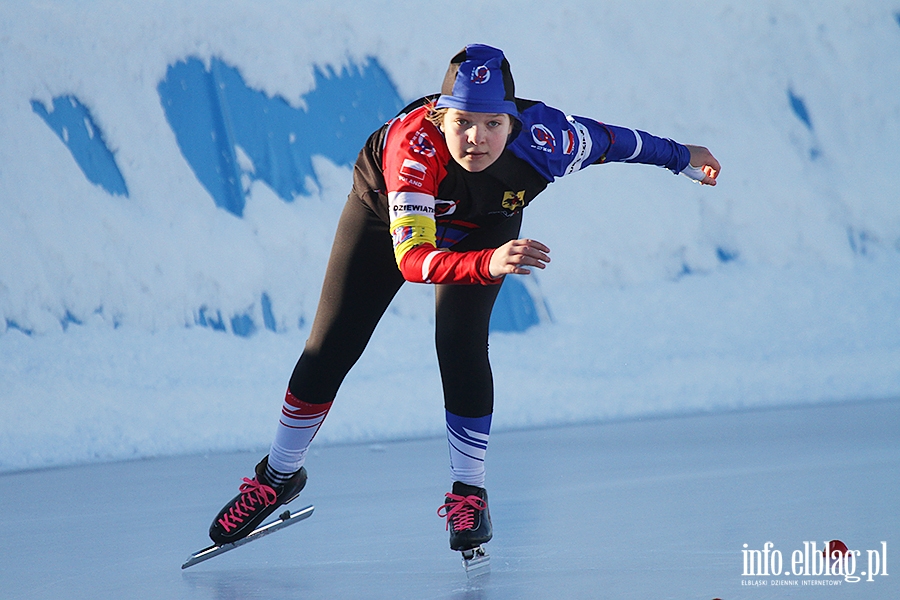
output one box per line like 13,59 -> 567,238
266,389 -> 332,484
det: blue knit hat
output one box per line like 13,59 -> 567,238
435,44 -> 518,117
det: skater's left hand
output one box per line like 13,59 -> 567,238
684,145 -> 720,186
489,238 -> 551,278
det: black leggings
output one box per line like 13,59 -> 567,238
288,195 -> 522,418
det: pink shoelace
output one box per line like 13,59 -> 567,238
437,493 -> 487,533
217,477 -> 278,533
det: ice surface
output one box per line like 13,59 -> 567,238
1,400 -> 897,599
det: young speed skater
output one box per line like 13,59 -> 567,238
207,43 -> 720,557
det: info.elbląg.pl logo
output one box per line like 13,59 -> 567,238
742,541 -> 888,584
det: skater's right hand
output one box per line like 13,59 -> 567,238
489,238 -> 551,278
683,145 -> 720,186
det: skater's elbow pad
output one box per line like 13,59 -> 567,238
389,214 -> 437,265
387,191 -> 438,265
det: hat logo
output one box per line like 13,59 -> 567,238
470,65 -> 491,85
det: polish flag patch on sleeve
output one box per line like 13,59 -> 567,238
399,159 -> 427,185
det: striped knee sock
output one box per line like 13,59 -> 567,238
266,389 -> 332,484
445,411 -> 491,488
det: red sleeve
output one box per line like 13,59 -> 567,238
398,244 -> 499,285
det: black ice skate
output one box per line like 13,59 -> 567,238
209,456 -> 307,545
438,482 -> 492,575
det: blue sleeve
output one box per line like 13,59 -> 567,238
507,100 -> 691,181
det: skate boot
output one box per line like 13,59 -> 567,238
209,456 -> 307,545
437,481 -> 492,552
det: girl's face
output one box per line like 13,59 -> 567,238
441,109 -> 513,172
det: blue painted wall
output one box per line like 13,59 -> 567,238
31,96 -> 129,196
157,57 -> 404,216
30,57 -> 547,336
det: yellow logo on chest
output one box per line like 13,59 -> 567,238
502,190 -> 526,212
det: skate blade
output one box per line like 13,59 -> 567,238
461,546 -> 490,578
182,505 -> 314,569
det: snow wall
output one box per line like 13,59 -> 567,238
1,1 -> 899,472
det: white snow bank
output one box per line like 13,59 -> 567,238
1,1 -> 898,472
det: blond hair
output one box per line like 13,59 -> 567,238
426,103 -> 448,129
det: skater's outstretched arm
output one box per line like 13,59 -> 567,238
506,99 -> 722,188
